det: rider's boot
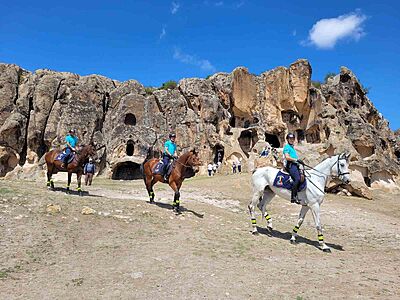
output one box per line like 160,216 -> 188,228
291,187 -> 300,205
61,155 -> 68,169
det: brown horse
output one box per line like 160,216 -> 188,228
45,144 -> 97,196
142,149 -> 201,213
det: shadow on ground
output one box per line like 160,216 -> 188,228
150,201 -> 204,218
256,226 -> 345,252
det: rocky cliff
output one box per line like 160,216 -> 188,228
0,60 -> 399,197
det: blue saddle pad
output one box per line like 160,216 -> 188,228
152,160 -> 174,176
152,161 -> 164,175
55,152 -> 75,164
273,171 -> 306,191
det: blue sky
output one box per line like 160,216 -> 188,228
1,1 -> 399,129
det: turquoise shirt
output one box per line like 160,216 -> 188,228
283,143 -> 298,160
65,135 -> 78,148
164,140 -> 177,155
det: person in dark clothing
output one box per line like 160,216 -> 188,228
84,158 -> 96,186
283,133 -> 304,205
62,129 -> 78,169
162,133 -> 178,182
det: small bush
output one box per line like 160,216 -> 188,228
160,80 -> 177,90
144,87 -> 155,95
311,80 -> 322,89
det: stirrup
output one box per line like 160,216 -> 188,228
291,197 -> 301,205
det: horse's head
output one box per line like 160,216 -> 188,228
186,148 -> 201,173
80,143 -> 97,160
332,153 -> 351,184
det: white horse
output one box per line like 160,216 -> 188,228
248,153 -> 351,252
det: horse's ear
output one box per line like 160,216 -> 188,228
345,152 -> 351,161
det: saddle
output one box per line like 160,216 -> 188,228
55,151 -> 75,164
273,170 -> 307,191
152,160 -> 175,177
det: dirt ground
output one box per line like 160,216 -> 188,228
0,173 -> 399,299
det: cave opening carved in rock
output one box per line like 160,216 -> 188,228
296,129 -> 305,143
238,129 -> 258,158
395,150 -> 400,160
124,113 -> 136,126
305,125 -> 321,143
112,162 -> 142,180
213,144 -> 224,164
353,141 -> 375,158
126,140 -> 134,156
265,133 -> 280,148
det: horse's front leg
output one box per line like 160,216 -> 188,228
169,181 -> 182,213
66,172 -> 72,194
290,205 -> 310,244
77,171 -> 83,196
310,203 -> 331,252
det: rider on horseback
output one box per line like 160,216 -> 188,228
162,133 -> 178,181
283,132 -> 304,205
61,129 -> 78,169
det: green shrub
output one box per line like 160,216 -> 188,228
311,80 -> 322,89
144,87 -> 155,95
160,80 -> 177,90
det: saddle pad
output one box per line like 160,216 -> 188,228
152,160 -> 175,176
55,152 -> 75,164
152,161 -> 164,175
273,171 -> 306,191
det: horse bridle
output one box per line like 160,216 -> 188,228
303,155 -> 349,181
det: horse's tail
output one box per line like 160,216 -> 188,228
141,146 -> 154,183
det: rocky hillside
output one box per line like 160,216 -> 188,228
0,60 -> 399,196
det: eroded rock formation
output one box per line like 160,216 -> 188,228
0,60 -> 399,197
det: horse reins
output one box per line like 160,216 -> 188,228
301,155 -> 349,194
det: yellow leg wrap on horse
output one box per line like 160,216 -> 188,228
265,214 -> 271,221
293,226 -> 300,233
251,218 -> 257,225
318,234 -> 324,241
77,187 -> 82,192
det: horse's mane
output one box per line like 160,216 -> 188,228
177,150 -> 192,162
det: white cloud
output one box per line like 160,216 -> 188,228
159,26 -> 166,40
173,48 -> 216,72
304,11 -> 367,49
171,2 -> 180,14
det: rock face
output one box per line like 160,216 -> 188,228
0,60 -> 399,198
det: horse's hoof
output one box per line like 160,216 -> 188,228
290,239 -> 297,244
252,230 -> 259,235
267,226 -> 273,231
323,248 -> 332,253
